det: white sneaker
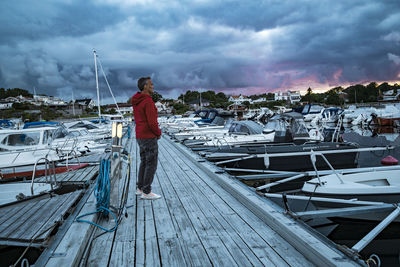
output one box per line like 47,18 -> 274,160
141,192 -> 161,200
136,188 -> 143,195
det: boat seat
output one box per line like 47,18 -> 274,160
355,179 -> 390,186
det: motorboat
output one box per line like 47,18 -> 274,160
161,109 -> 219,131
302,169 -> 400,203
63,120 -> 111,139
205,142 -> 359,172
371,105 -> 400,126
301,104 -> 324,122
186,120 -> 275,150
172,117 -> 229,142
0,127 -> 60,169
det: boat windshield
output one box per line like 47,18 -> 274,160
228,124 -> 250,134
1,132 -> 41,146
291,120 -> 309,135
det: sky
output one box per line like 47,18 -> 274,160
0,0 -> 399,103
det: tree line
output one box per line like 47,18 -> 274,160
0,88 -> 33,99
302,82 -> 400,105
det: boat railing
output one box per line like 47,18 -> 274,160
54,137 -> 81,168
30,157 -> 56,195
331,115 -> 344,142
216,138 -> 231,149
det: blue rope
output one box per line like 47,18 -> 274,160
76,159 -> 118,232
127,125 -> 131,139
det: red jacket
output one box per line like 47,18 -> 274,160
132,92 -> 161,139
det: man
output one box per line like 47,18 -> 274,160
131,77 -> 162,200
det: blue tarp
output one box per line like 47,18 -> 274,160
0,120 -> 14,128
23,121 -> 59,129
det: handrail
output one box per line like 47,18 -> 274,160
30,156 -> 56,195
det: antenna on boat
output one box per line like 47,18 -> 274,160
93,49 -> 101,118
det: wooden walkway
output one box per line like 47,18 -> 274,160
41,135 -> 362,267
68,153 -> 110,164
35,165 -> 98,184
0,190 -> 83,247
81,137 -> 315,266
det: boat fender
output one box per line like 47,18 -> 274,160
263,154 -> 270,169
381,155 -> 398,166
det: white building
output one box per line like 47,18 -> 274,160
274,91 -> 301,104
0,101 -> 13,109
228,95 -> 252,104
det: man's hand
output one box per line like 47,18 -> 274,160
157,135 -> 161,140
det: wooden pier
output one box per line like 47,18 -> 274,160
0,190 -> 83,247
35,165 -> 99,185
40,135 -> 363,266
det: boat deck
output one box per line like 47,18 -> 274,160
68,153 -> 110,164
0,190 -> 83,247
42,135 -> 361,267
34,165 -> 99,184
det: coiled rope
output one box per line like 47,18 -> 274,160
76,159 -> 118,232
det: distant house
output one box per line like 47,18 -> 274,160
274,91 -> 301,104
0,101 -> 13,109
75,99 -> 96,109
104,103 -> 132,115
187,98 -> 211,109
252,97 -> 267,103
381,92 -> 400,102
228,95 -> 251,104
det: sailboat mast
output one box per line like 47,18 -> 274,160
93,50 -> 101,118
72,90 -> 75,116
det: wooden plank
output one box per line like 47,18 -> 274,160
9,193 -> 75,240
155,162 -> 211,266
0,198 -> 41,226
163,138 -> 313,266
157,148 -> 238,267
124,140 -> 187,266
35,190 -> 83,240
158,143 -> 281,266
45,192 -> 97,267
144,199 -> 161,266
149,172 -> 187,266
107,241 -> 135,266
0,197 -> 51,238
135,191 -> 145,266
164,136 -> 361,267
161,139 -> 312,266
76,166 -> 97,182
158,145 -> 265,266
82,166 -> 98,182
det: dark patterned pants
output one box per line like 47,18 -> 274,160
137,138 -> 158,194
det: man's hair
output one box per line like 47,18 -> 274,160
137,77 -> 151,91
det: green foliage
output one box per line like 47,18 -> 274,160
178,90 -> 229,107
172,102 -> 189,115
0,88 -> 33,99
151,91 -> 163,102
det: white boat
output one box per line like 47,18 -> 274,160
302,169 -> 400,203
0,127 -> 60,169
63,120 -> 111,139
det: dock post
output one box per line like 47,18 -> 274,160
110,122 -> 123,212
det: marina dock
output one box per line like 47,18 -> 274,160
37,135 -> 362,266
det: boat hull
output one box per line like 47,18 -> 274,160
206,142 -> 359,172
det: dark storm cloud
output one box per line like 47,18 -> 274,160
0,0 -> 123,45
0,0 -> 399,101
